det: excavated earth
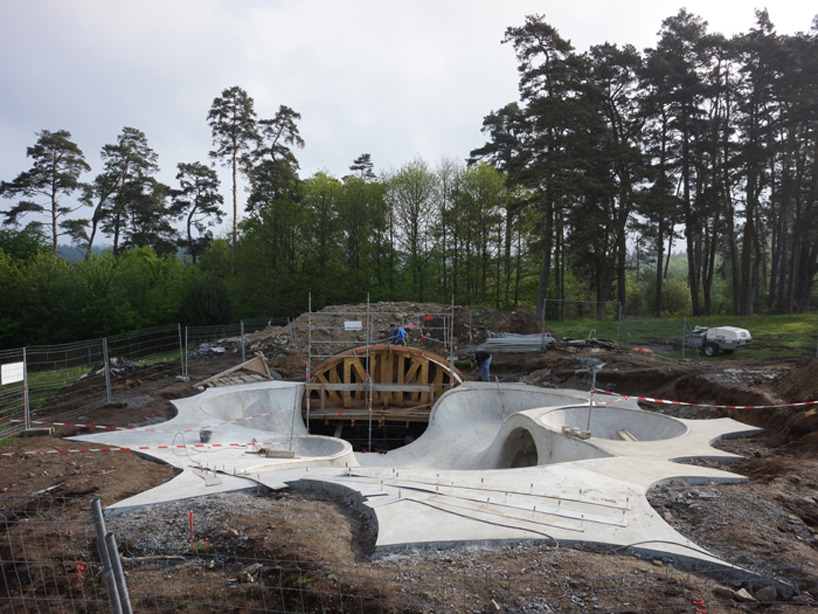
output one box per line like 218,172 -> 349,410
4,303 -> 818,611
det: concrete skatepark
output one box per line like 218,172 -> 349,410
72,379 -> 762,572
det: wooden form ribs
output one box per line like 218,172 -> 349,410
307,344 -> 462,419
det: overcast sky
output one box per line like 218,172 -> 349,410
1,1 -> 815,236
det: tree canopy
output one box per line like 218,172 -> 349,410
3,9 -> 818,350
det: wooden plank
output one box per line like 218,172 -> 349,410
198,353 -> 273,388
396,352 -> 405,406
420,359 -> 430,405
404,356 -> 423,403
303,406 -> 432,423
432,364 -> 445,403
350,357 -> 368,406
381,349 -> 392,407
343,359 -> 352,407
350,357 -> 368,382
324,369 -> 343,405
308,383 -> 435,393
311,371 -> 341,405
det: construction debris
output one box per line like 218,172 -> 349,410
188,340 -> 242,359
475,331 -> 557,353
197,353 -> 278,388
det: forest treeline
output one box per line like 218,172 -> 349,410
1,9 -> 817,348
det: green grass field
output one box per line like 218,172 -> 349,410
547,313 -> 818,363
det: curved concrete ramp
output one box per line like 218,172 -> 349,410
359,384 -> 709,471
70,381 -> 356,509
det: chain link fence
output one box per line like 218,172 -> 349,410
0,496 -> 110,612
0,319 -> 274,438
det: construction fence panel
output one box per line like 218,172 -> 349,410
184,318 -> 266,379
0,348 -> 26,437
0,319 -> 282,437
105,325 -> 184,403
22,339 -> 109,434
0,496 -> 110,613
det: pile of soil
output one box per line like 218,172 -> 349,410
5,302 -> 818,610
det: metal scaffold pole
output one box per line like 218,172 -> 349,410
177,324 -> 184,378
367,294 -> 373,451
449,296 -> 455,391
306,293 -> 312,427
22,347 -> 30,429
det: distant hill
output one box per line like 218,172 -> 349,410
57,244 -> 110,261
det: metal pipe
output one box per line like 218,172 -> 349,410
92,499 -> 122,614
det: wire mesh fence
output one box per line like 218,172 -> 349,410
1,494 -> 812,613
0,496 -> 109,613
0,320 -> 276,439
25,339 -> 111,429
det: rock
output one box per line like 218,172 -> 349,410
735,588 -> 756,602
662,511 -> 675,523
713,585 -> 736,600
754,586 -> 777,602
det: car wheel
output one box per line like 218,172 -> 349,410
703,343 -> 718,357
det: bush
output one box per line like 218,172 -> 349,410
178,275 -> 234,326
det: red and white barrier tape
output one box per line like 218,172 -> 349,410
591,388 -> 818,411
0,407 -> 296,435
1,439 -> 293,457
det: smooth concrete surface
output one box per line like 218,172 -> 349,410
71,379 -> 764,573
70,381 -> 355,511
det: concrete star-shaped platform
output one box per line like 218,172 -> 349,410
72,380 -> 761,572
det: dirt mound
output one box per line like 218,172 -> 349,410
245,301 -> 545,360
773,359 -> 818,401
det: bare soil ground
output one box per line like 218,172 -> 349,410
4,302 -> 818,611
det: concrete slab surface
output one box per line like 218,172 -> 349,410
72,380 -> 763,573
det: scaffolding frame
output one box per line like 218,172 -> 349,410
305,295 -> 456,450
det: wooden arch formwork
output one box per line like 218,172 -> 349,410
306,344 -> 465,422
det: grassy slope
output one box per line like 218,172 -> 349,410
547,313 -> 818,362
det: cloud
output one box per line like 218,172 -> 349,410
1,0 -> 815,235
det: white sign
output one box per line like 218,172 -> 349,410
1,362 -> 25,385
344,320 -> 363,331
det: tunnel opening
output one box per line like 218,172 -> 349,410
497,427 -> 539,469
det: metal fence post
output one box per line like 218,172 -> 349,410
106,532 -> 133,614
92,499 -> 123,614
184,326 -> 189,379
241,320 -> 246,362
177,323 -> 184,378
102,338 -> 112,405
21,347 -> 31,429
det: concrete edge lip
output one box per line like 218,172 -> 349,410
72,380 -> 764,574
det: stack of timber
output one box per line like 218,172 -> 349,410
476,331 -> 556,353
197,353 -> 275,388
